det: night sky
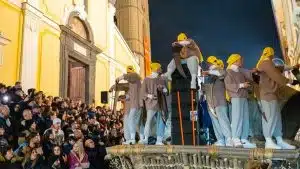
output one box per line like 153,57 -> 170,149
149,0 -> 282,69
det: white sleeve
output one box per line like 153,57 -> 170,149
239,83 -> 245,88
178,40 -> 191,46
208,70 -> 221,76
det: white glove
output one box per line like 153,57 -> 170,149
163,88 -> 168,93
239,82 -> 250,89
147,94 -> 154,99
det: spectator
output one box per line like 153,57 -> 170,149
43,118 -> 64,156
68,141 -> 89,169
0,105 -> 12,141
85,139 -> 107,169
0,81 -> 126,167
22,148 -> 44,169
47,145 -> 67,169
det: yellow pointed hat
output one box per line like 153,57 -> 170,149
177,33 -> 187,41
256,47 -> 274,68
126,65 -> 135,73
207,56 -> 218,66
227,54 -> 241,69
150,62 -> 161,72
217,59 -> 224,69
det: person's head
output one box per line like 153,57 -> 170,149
14,104 -> 20,112
262,47 -> 274,60
30,122 -> 37,130
23,109 -> 32,120
150,62 -> 162,74
217,59 -> 224,69
52,118 -> 61,130
72,141 -> 84,154
0,105 -> 9,118
30,148 -> 38,161
53,145 -> 61,156
71,121 -> 80,130
177,32 -> 187,42
227,54 -> 243,68
85,139 -> 95,149
4,146 -> 14,160
31,132 -> 41,144
88,115 -> 96,124
68,136 -> 76,145
0,127 -> 4,136
35,96 -> 43,105
31,105 -> 41,115
74,129 -> 83,140
126,65 -> 135,73
49,111 -> 57,120
206,56 -> 219,68
256,47 -> 275,69
0,84 -> 7,94
14,81 -> 22,89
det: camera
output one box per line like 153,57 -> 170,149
1,94 -> 11,105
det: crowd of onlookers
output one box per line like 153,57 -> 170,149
0,82 -> 124,168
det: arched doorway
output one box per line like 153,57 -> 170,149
60,12 -> 101,103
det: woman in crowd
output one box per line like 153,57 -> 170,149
47,145 -> 68,169
68,141 -> 89,169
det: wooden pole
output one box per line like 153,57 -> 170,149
177,91 -> 185,145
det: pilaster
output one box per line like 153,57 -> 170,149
20,1 -> 41,92
108,1 -> 117,105
0,33 -> 11,66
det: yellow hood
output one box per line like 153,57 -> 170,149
226,54 -> 241,69
256,47 -> 274,69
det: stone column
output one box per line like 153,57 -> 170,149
21,2 -> 41,92
108,1 -> 117,105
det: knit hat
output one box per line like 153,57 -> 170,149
53,118 -> 61,125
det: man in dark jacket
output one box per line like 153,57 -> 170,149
85,139 -> 107,169
0,105 -> 12,141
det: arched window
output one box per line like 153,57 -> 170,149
69,17 -> 88,39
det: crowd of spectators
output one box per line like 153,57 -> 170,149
0,82 -> 124,168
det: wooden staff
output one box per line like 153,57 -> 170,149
177,91 -> 185,145
191,90 -> 196,146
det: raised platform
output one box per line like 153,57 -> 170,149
106,145 -> 300,169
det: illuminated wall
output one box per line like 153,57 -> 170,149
0,0 -> 140,105
0,0 -> 23,86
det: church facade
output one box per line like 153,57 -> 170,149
0,0 -> 141,105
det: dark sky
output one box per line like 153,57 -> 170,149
149,0 -> 282,69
